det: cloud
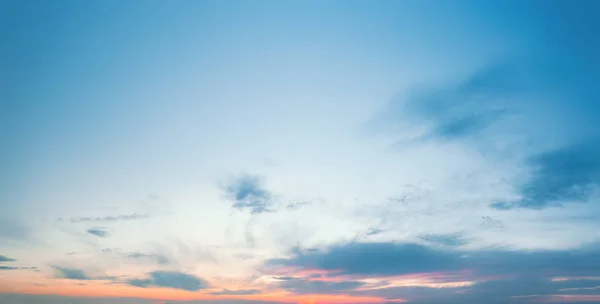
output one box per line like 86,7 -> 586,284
492,142 -> 600,209
285,201 -> 311,210
275,277 -> 365,294
58,213 -> 150,223
223,175 -> 274,214
52,266 -> 90,280
86,227 -> 109,238
266,241 -> 600,302
126,252 -> 170,265
268,241 -> 600,278
126,271 -> 208,291
0,266 -> 18,270
207,289 -> 261,295
419,234 -> 467,247
0,255 -> 16,262
368,1 -> 600,213
267,242 -> 462,276
0,294 -> 159,304
0,266 -> 37,271
0,294 -> 283,304
378,55 -> 600,211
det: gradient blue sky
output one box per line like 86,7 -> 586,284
2,1 -> 600,303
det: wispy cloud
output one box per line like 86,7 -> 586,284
420,233 -> 467,247
0,266 -> 18,270
58,213 -> 151,223
0,266 -> 37,271
126,252 -> 171,265
207,289 -> 261,295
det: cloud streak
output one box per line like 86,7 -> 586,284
126,271 -> 208,291
207,289 -> 261,295
86,227 -> 109,238
0,255 -> 16,262
52,266 -> 90,280
58,213 -> 151,223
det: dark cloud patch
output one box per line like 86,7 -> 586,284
86,227 -> 109,238
430,108 -> 508,140
267,241 -> 600,279
126,278 -> 153,288
208,289 -> 261,295
223,175 -> 274,214
267,242 -> 463,276
126,271 -> 208,291
0,255 -> 16,262
221,174 -> 311,214
493,141 -> 600,210
58,213 -> 150,223
52,266 -> 90,280
366,228 -> 385,236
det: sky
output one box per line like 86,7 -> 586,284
1,0 -> 600,303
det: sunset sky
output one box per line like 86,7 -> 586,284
2,0 -> 600,303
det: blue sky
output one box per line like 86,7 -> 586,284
2,1 -> 600,303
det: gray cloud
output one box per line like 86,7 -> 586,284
86,227 -> 109,238
126,271 -> 208,291
208,289 -> 261,295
